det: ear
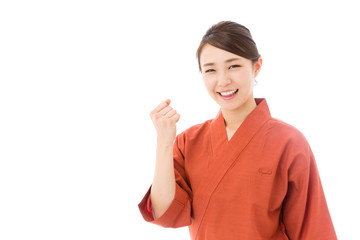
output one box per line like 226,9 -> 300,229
253,57 -> 263,78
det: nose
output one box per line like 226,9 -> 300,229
217,70 -> 231,87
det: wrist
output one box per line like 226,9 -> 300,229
156,137 -> 174,148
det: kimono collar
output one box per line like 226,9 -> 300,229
210,98 -> 271,144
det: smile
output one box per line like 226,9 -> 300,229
218,89 -> 238,96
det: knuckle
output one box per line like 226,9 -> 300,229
153,113 -> 161,120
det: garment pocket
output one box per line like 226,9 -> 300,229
248,169 -> 285,211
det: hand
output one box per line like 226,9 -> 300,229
150,99 -> 180,144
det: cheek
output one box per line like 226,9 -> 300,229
231,71 -> 253,84
202,76 -> 215,91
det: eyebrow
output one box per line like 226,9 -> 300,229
202,57 -> 242,68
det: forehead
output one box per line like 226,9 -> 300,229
200,44 -> 244,64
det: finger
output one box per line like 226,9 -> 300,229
164,109 -> 177,118
164,99 -> 171,105
150,99 -> 171,115
158,106 -> 173,117
171,113 -> 180,123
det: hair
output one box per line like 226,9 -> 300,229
196,21 -> 261,71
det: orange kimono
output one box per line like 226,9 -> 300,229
139,98 -> 337,240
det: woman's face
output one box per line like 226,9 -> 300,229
200,44 -> 262,112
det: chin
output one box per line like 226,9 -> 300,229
219,98 -> 250,111
218,102 -> 242,111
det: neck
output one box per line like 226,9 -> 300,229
222,97 -> 257,131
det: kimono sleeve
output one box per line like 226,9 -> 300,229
138,133 -> 192,228
282,135 -> 337,239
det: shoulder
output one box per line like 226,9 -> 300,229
175,118 -> 213,148
264,117 -> 309,146
261,117 -> 312,163
178,119 -> 212,139
264,118 -> 314,172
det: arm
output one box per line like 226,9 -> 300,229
151,138 -> 176,218
138,99 -> 192,227
149,99 -> 179,218
282,139 -> 337,239
138,134 -> 192,227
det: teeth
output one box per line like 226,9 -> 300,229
219,90 -> 237,96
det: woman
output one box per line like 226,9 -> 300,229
138,21 -> 337,240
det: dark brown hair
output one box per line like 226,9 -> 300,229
196,21 -> 261,71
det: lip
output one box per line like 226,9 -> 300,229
217,89 -> 238,94
217,89 -> 238,100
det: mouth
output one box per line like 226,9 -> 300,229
217,89 -> 239,99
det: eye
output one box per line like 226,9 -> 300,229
229,65 -> 241,69
204,69 -> 215,73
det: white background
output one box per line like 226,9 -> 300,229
1,0 -> 359,239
